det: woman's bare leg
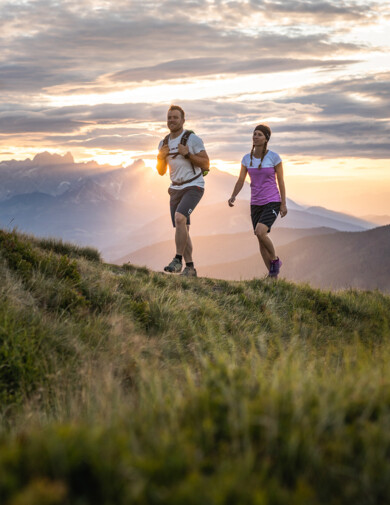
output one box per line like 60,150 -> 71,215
255,222 -> 277,270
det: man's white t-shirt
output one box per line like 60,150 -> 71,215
158,131 -> 206,190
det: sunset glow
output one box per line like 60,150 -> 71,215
0,0 -> 389,216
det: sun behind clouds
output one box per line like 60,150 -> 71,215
0,0 -> 389,215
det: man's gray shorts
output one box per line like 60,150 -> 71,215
168,186 -> 204,227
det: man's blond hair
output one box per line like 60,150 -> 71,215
168,105 -> 185,120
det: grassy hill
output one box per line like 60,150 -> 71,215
1,229 -> 390,504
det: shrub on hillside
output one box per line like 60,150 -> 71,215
0,230 -> 88,312
35,236 -> 101,262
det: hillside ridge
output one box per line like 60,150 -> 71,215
1,228 -> 390,504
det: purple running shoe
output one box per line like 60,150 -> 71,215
268,258 -> 282,278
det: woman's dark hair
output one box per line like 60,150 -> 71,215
250,124 -> 271,168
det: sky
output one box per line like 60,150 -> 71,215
1,0 -> 390,216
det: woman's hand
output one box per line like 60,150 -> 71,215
280,203 -> 288,217
228,196 -> 236,207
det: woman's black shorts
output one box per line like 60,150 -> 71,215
169,186 -> 204,227
251,201 -> 281,232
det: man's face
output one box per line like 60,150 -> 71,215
167,110 -> 185,133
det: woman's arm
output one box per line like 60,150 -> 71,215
228,164 -> 248,207
275,162 -> 287,217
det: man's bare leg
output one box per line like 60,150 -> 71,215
174,216 -> 197,276
174,212 -> 189,256
164,213 -> 188,273
183,226 -> 193,264
176,220 -> 194,264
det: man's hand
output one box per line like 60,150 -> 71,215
280,203 -> 288,217
177,143 -> 189,157
157,145 -> 169,160
228,196 -> 236,207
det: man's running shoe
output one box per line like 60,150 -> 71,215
164,257 -> 182,273
180,266 -> 197,277
268,258 -> 282,278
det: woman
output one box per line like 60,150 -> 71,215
228,124 -> 287,278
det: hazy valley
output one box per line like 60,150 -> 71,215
1,152 -> 388,293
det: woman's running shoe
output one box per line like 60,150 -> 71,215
268,258 -> 282,278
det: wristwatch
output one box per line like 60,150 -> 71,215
184,153 -> 190,159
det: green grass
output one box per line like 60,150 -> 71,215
1,228 -> 390,504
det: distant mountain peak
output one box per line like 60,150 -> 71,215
32,151 -> 74,166
60,178 -> 116,204
124,159 -> 145,171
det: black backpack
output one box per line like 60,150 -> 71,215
162,130 -> 209,185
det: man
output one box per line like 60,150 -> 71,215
157,105 -> 210,277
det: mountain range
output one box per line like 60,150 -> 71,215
198,226 -> 390,292
1,152 -> 376,255
120,226 -> 390,293
115,227 -> 336,270
106,199 -> 375,260
1,151 -> 387,292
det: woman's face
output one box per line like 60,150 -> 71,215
253,129 -> 267,145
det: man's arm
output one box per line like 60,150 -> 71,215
156,145 -> 169,176
177,143 -> 210,171
187,150 -> 210,171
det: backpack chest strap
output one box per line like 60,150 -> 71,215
171,172 -> 202,186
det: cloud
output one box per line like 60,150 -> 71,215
279,72 -> 390,120
0,112 -> 86,134
279,141 -> 390,158
304,72 -> 390,104
0,0 -> 388,162
248,0 -> 382,22
0,0 -> 372,94
1,77 -> 389,159
0,103 -> 167,134
109,57 -> 357,84
49,131 -> 160,151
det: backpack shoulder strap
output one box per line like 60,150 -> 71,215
181,130 -> 210,177
180,130 -> 194,146
180,130 -> 196,173
162,134 -> 170,146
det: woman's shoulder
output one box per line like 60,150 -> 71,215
241,153 -> 252,164
267,150 -> 282,163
